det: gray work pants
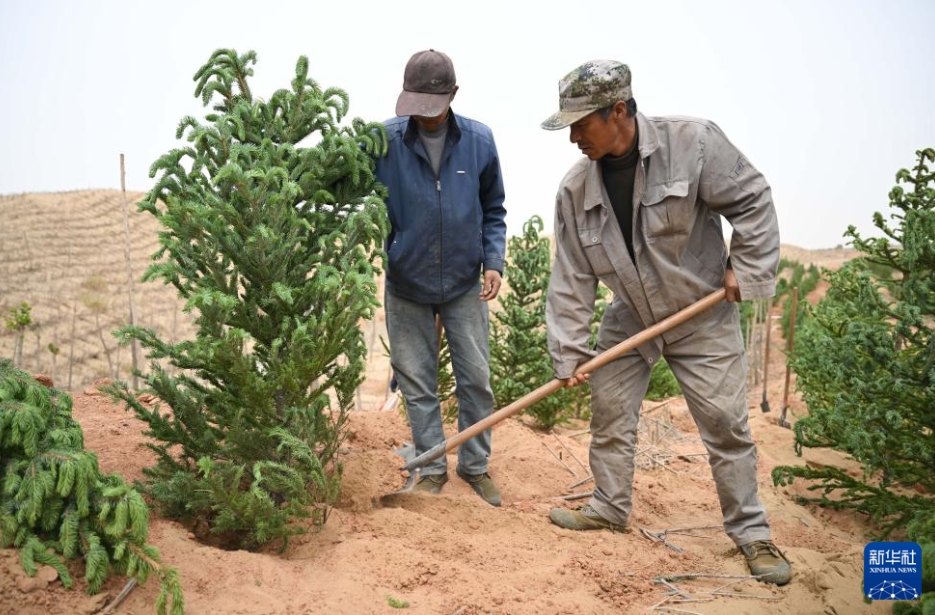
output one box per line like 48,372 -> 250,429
587,300 -> 771,546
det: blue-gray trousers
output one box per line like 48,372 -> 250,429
385,282 -> 494,476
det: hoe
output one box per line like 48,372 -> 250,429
375,288 -> 727,507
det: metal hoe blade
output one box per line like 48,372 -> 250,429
371,443 -> 421,508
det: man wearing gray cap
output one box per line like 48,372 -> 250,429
541,60 -> 790,585
375,50 -> 507,506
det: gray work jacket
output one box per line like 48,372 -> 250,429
546,112 -> 780,379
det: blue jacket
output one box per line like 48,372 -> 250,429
375,111 -> 507,304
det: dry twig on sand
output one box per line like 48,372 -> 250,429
566,474 -> 594,490
551,431 -> 589,473
650,572 -> 778,612
542,441 -> 578,476
100,578 -> 137,614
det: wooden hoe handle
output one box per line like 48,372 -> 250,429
403,288 -> 727,473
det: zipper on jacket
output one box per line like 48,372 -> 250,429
437,177 -> 444,302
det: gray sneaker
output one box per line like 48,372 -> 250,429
456,467 -> 501,506
549,504 -> 624,532
740,540 -> 792,585
411,473 -> 448,495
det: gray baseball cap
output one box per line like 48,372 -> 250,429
541,60 -> 632,130
395,49 -> 457,117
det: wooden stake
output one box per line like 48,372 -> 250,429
760,311 -> 773,413
780,287 -> 799,428
67,300 -> 77,390
119,154 -> 140,390
32,327 -> 41,373
751,299 -> 762,385
745,299 -> 756,367
49,333 -> 59,386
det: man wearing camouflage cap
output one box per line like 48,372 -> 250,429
541,60 -> 790,585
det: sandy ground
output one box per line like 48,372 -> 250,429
0,315 -> 889,615
1,190 -> 884,614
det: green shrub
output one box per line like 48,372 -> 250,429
490,216 -> 592,429
646,358 -> 681,400
891,541 -> 935,614
0,360 -> 182,614
773,149 -> 935,548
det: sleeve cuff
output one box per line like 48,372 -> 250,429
483,258 -> 504,274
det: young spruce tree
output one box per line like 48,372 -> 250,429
772,149 -> 935,547
0,360 -> 183,614
4,302 -> 32,368
489,216 -> 590,428
108,49 -> 387,549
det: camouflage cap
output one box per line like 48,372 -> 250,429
541,60 -> 632,130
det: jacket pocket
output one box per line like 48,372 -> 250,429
387,230 -> 409,273
640,180 -> 693,239
578,228 -> 615,276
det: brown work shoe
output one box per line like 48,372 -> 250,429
411,473 -> 448,495
740,540 -> 792,585
456,467 -> 501,506
549,504 -> 624,531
